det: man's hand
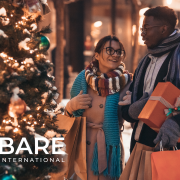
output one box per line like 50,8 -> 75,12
118,91 -> 132,106
66,90 -> 92,114
154,118 -> 180,151
128,92 -> 149,120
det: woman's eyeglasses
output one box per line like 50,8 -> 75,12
104,47 -> 125,57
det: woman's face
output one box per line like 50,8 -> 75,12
95,40 -> 123,74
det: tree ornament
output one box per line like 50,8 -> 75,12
1,174 -> 17,180
38,35 -> 50,50
8,87 -> 26,126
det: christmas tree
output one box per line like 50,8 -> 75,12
0,0 -> 66,179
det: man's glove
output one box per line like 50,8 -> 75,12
128,92 -> 149,120
154,118 -> 180,151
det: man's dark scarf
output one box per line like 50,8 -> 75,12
132,29 -> 180,103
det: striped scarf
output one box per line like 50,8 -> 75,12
132,29 -> 180,103
85,59 -> 129,97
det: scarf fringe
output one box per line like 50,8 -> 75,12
91,143 -> 99,175
103,145 -> 109,176
91,143 -> 121,178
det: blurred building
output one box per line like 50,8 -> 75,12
39,0 -> 180,98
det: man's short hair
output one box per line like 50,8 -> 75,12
144,6 -> 177,29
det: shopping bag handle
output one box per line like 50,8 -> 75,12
160,140 -> 178,151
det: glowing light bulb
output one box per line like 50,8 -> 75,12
13,128 -> 18,132
3,120 -> 5,123
36,107 -> 41,110
11,14 -> 13,17
94,21 -> 102,27
167,0 -> 172,5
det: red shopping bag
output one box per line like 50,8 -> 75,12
151,149 -> 180,180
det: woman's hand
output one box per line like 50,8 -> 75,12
66,90 -> 92,113
118,91 -> 132,106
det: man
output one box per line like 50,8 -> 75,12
119,6 -> 180,152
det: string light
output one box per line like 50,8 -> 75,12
37,107 -> 41,110
0,53 -> 7,57
29,115 -> 32,118
14,128 -> 18,132
3,120 -> 5,123
11,14 -> 13,17
23,118 -> 26,121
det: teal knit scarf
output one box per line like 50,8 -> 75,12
70,70 -> 121,178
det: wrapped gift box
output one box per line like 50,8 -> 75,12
138,82 -> 180,142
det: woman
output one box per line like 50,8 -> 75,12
65,35 -> 131,180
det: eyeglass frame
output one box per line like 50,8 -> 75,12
140,25 -> 164,35
103,47 -> 125,57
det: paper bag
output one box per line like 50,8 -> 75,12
56,114 -> 87,180
137,150 -> 153,180
119,142 -> 154,180
74,117 -> 87,180
151,149 -> 180,180
56,114 -> 81,179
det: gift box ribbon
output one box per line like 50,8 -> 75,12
149,96 -> 180,116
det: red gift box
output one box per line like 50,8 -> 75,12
138,82 -> 180,142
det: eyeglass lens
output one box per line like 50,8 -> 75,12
106,47 -> 124,56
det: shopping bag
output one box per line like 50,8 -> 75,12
74,117 -> 87,180
151,148 -> 180,180
119,142 -> 154,180
137,150 -> 153,180
56,114 -> 82,179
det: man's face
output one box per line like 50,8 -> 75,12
141,16 -> 165,49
